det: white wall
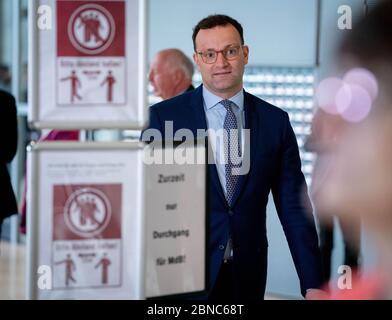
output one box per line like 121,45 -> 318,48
0,0 -> 13,66
149,0 -> 318,66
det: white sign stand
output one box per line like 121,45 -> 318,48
27,141 -> 207,299
144,141 -> 207,298
27,142 -> 146,299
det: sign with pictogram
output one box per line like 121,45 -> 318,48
27,142 -> 145,299
29,0 -> 147,129
57,1 -> 125,106
52,184 -> 121,289
27,141 -> 207,299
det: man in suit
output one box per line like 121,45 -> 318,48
149,48 -> 194,100
143,14 -> 323,299
0,89 -> 18,238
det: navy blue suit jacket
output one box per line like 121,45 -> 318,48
145,85 -> 322,299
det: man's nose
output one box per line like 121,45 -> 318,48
215,51 -> 230,67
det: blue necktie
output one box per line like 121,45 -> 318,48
220,99 -> 241,206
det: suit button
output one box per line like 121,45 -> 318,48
228,210 -> 234,216
219,245 -> 225,250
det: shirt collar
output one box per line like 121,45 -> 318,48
202,86 -> 244,111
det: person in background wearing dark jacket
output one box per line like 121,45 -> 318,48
0,89 -> 18,238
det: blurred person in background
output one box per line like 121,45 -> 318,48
310,0 -> 392,299
149,48 -> 194,100
0,89 -> 18,239
0,64 -> 12,92
305,108 -> 361,287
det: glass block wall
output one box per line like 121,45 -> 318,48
129,66 -> 316,184
243,66 -> 316,185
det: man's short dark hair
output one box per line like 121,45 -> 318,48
192,14 -> 244,51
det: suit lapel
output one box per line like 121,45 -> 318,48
188,86 -> 207,135
189,86 -> 227,205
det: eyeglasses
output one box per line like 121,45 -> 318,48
196,45 -> 243,64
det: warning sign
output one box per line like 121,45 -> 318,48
57,1 -> 125,106
27,142 -> 145,299
29,0 -> 146,129
52,184 -> 122,289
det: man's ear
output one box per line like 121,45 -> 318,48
242,45 -> 249,65
173,69 -> 184,84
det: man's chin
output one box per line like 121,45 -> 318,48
211,80 -> 237,90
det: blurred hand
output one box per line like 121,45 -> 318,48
305,288 -> 329,300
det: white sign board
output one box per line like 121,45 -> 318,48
27,142 -> 145,299
28,0 -> 147,129
144,142 -> 207,298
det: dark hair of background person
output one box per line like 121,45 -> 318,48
339,0 -> 392,99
